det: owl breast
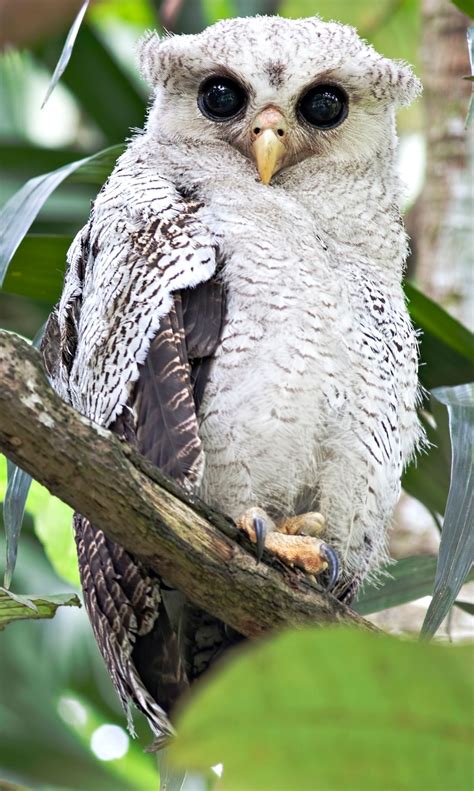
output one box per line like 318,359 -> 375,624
189,175 -> 421,577
196,199 -> 375,520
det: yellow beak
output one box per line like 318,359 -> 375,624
252,129 -> 286,185
251,106 -> 287,185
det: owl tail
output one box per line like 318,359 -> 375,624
73,513 -> 181,747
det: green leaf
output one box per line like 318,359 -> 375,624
402,287 -> 472,520
402,283 -> 474,514
402,397 -> 451,518
41,1 -> 90,109
169,628 -> 473,791
0,145 -> 121,287
2,235 -> 71,304
405,282 -> 474,389
354,555 -> 474,615
1,455 -> 78,589
421,384 -> 474,638
36,24 -> 146,144
26,481 -> 78,589
0,142 -> 87,178
0,588 -> 80,630
451,1 -> 474,17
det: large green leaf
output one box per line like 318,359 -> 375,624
421,384 -> 474,638
0,145 -> 122,287
402,285 -> 473,519
354,555 -> 474,615
2,235 -> 71,304
36,23 -> 146,144
405,282 -> 474,389
0,588 -> 80,630
0,142 -> 87,178
169,628 -> 473,790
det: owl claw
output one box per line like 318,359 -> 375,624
253,516 -> 267,563
321,543 -> 339,590
238,509 -> 339,586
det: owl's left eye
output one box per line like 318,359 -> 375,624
198,76 -> 247,121
298,84 -> 348,129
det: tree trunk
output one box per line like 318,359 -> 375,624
416,0 -> 472,327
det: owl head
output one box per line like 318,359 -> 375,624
138,16 -> 421,184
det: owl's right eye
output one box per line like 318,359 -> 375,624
198,76 -> 247,121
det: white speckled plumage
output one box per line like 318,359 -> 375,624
44,15 -> 424,740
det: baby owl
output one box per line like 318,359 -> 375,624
42,15 -> 423,744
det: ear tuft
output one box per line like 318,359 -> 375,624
383,58 -> 423,107
393,61 -> 423,107
136,30 -> 162,85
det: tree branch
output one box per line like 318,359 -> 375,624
0,330 -> 377,637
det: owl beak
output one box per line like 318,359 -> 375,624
251,107 -> 287,185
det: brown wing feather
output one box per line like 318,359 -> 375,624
42,219 -> 227,743
75,514 -> 174,744
129,277 -> 225,481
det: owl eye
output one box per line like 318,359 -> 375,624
198,76 -> 247,121
298,84 -> 348,129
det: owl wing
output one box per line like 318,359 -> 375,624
119,277 -> 225,482
41,166 -> 224,745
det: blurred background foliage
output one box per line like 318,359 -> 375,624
0,0 -> 473,789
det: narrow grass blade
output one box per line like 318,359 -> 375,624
41,0 -> 90,109
421,383 -> 474,638
3,325 -> 45,589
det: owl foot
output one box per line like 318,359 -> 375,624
278,512 -> 326,537
238,507 -> 339,589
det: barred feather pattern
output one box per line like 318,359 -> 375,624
74,514 -> 174,743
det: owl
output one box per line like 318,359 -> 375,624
41,15 -> 423,745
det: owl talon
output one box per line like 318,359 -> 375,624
253,516 -> 267,563
320,543 -> 339,590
